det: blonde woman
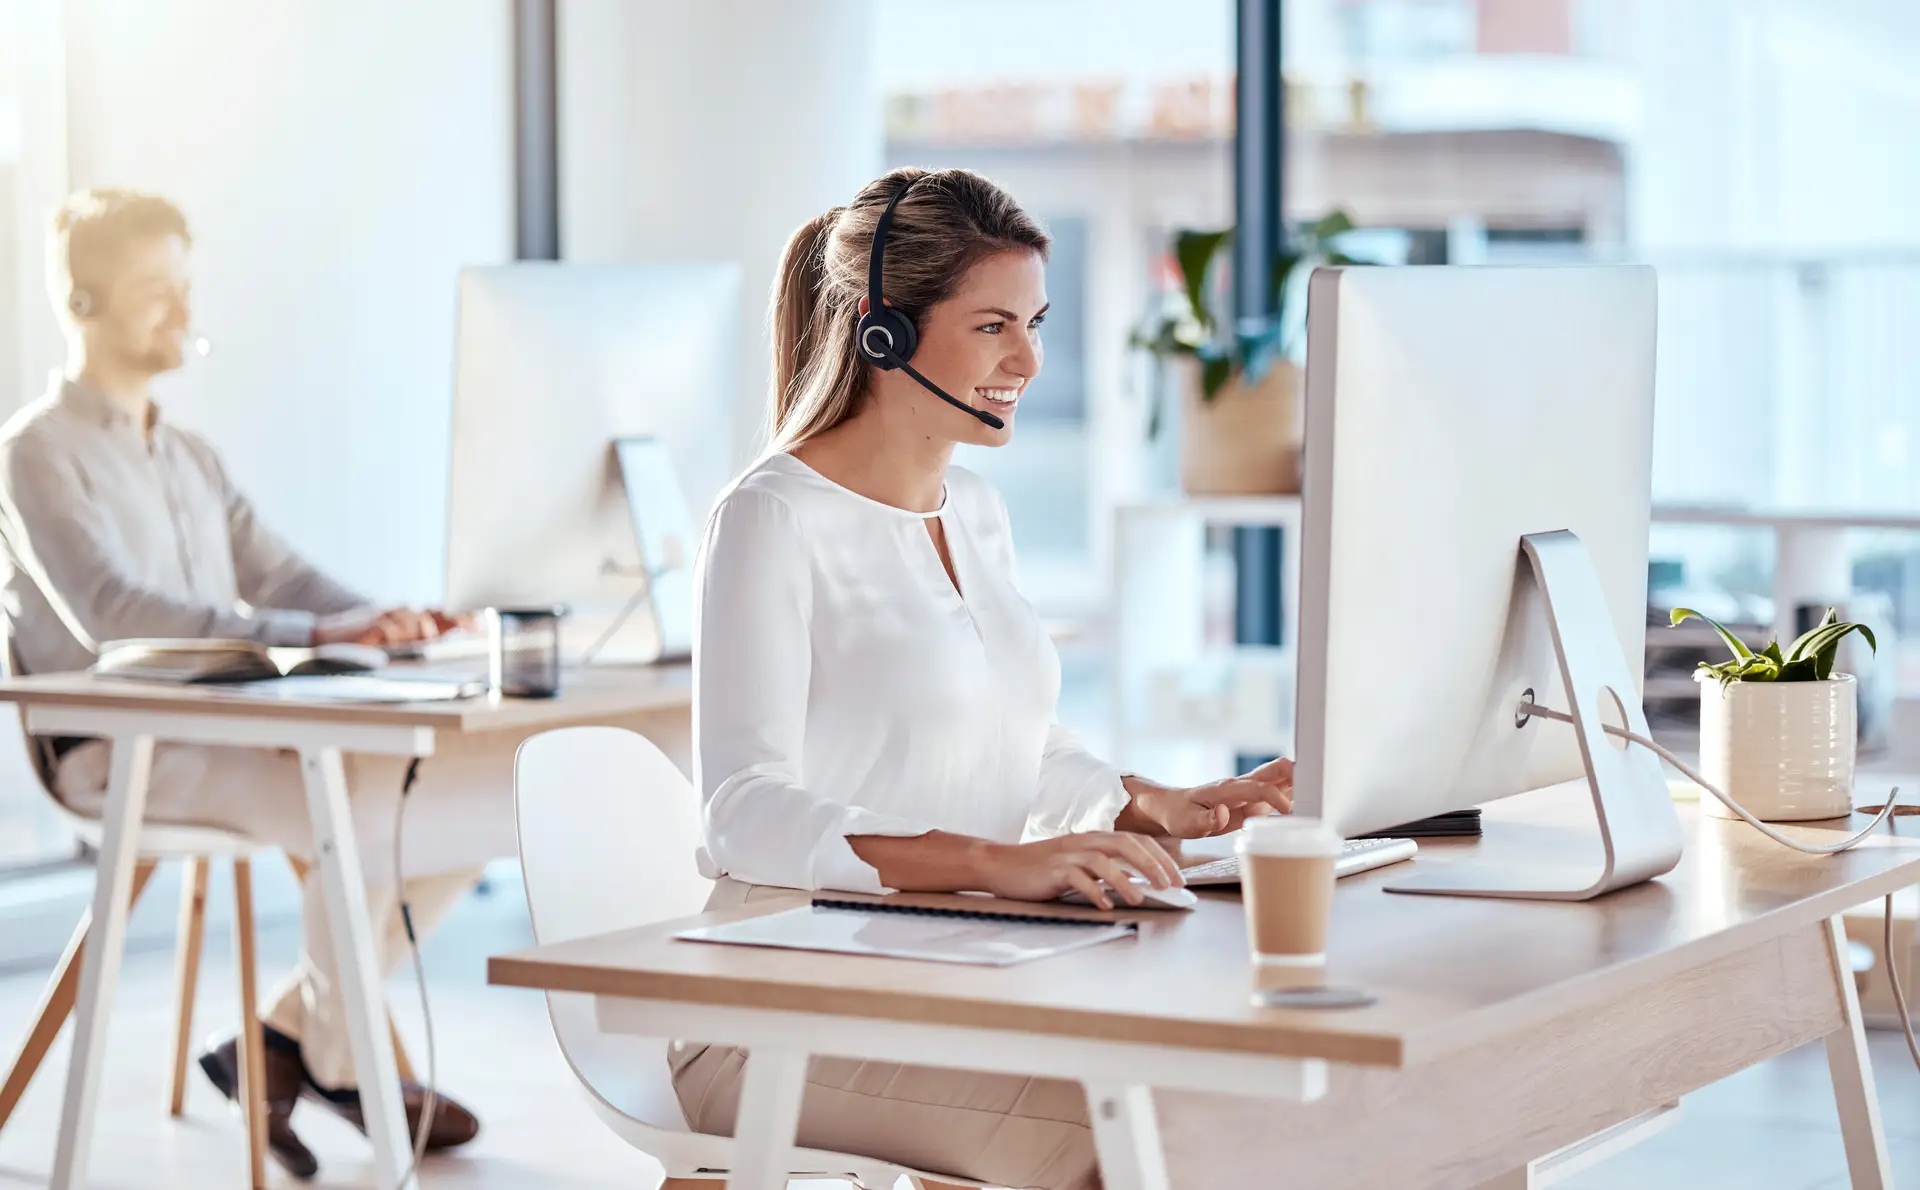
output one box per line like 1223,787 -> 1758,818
677,167 -> 1293,1190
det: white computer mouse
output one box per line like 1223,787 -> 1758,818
1060,876 -> 1198,912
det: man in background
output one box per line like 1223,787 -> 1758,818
0,189 -> 486,1177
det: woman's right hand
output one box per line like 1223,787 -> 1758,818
974,832 -> 1184,910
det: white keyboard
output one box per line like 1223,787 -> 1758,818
385,632 -> 493,663
1181,836 -> 1418,887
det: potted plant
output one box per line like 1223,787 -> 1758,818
1671,606 -> 1877,821
1130,211 -> 1367,496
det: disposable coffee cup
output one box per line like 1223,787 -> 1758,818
1237,816 -> 1342,990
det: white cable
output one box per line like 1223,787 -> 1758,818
392,761 -> 439,1188
1522,700 -> 1899,854
577,578 -> 653,666
581,539 -> 687,666
1527,698 -> 1920,1080
1886,894 -> 1920,1074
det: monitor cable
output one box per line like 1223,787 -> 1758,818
1519,695 -> 1900,855
1524,696 -> 1920,1077
392,757 -> 438,1188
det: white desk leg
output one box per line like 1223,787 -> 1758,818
299,746 -> 410,1189
50,734 -> 155,1190
1824,915 -> 1894,1190
1085,1083 -> 1171,1190
729,1048 -> 807,1190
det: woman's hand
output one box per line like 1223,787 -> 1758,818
973,831 -> 1184,911
1117,758 -> 1295,840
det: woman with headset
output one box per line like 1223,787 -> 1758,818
677,167 -> 1293,1190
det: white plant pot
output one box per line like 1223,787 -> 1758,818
1699,674 -> 1857,821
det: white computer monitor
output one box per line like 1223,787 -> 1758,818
444,263 -> 739,660
1293,264 -> 1682,900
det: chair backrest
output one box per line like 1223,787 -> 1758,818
0,616 -> 54,791
513,726 -> 712,1131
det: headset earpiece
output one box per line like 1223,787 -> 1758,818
69,289 -> 94,319
856,303 -> 918,370
858,180 -> 923,371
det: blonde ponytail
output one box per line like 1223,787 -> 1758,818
768,208 -> 841,447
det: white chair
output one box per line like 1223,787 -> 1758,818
513,726 -> 989,1190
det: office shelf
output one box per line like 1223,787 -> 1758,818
1111,497 -> 1302,785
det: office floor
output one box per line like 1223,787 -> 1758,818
2,876 -> 1920,1190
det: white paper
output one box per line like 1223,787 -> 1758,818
676,904 -> 1135,967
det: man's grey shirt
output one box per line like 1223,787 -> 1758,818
0,374 -> 369,675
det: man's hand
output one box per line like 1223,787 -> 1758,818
1117,758 -> 1295,840
313,607 -> 460,648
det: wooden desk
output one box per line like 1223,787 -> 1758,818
0,664 -> 689,1190
491,786 -> 1920,1190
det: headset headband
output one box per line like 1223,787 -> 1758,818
868,178 -> 918,324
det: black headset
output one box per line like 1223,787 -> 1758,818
855,178 -> 1005,431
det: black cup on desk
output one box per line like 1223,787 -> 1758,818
489,607 -> 566,698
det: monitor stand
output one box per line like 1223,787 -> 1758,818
1384,530 -> 1684,901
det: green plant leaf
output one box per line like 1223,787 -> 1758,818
1783,607 -> 1840,663
1698,659 -> 1745,688
1173,229 -> 1231,336
1762,639 -> 1784,665
1793,622 -> 1858,667
1779,656 -> 1821,682
1199,353 -> 1233,401
1309,210 -> 1356,242
1671,607 -> 1754,661
1269,250 -> 1304,311
1787,620 -> 1875,670
1813,622 -> 1875,680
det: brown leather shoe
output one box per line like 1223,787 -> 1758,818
300,1075 -> 482,1151
198,1031 -> 319,1180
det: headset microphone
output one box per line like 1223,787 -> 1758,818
855,179 -> 1006,432
865,335 -> 1005,432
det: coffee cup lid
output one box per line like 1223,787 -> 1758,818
1236,816 -> 1341,856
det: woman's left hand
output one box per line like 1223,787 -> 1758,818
1121,758 -> 1295,840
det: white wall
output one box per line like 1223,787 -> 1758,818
1626,0 -> 1920,250
60,0 -> 515,603
557,0 -> 882,465
4,0 -> 71,415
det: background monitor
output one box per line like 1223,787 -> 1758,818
444,263 -> 740,659
1294,264 -> 1658,839
614,435 -> 697,662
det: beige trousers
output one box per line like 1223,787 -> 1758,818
669,881 -> 1098,1190
55,710 -> 690,1089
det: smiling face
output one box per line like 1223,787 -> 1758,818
894,247 -> 1047,446
81,232 -> 194,377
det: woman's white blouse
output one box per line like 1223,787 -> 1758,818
692,452 -> 1127,894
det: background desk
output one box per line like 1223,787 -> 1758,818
0,665 -> 690,1190
492,787 -> 1920,1190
